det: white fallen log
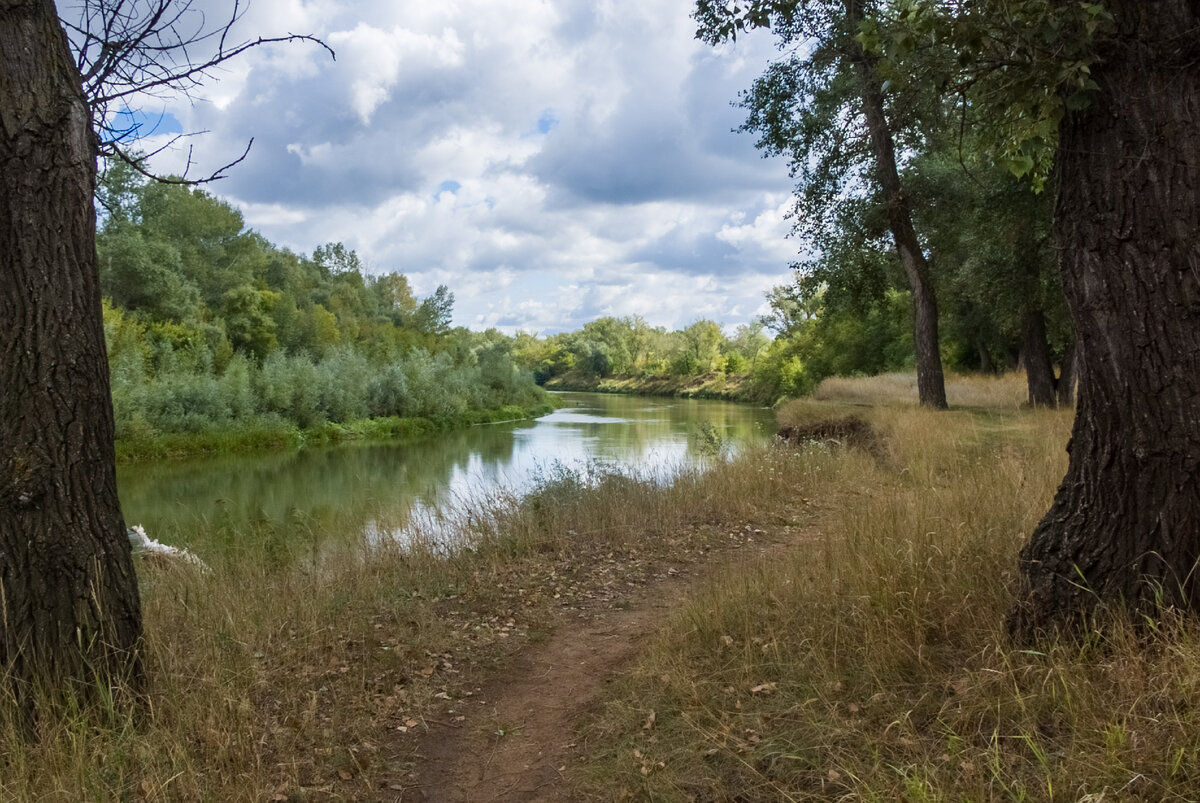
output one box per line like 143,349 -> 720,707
127,524 -> 209,571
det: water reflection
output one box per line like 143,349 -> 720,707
117,392 -> 774,547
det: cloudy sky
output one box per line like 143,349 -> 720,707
121,0 -> 799,334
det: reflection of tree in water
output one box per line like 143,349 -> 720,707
118,394 -> 774,554
558,394 -> 771,457
118,421 -> 531,545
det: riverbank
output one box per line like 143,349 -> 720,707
113,400 -> 558,462
545,370 -> 757,402
10,374 -> 1200,801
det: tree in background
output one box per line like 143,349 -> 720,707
696,0 -> 948,408
903,148 -> 1074,407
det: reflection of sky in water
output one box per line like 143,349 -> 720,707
119,392 -> 774,549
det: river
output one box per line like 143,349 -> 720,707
117,392 -> 776,550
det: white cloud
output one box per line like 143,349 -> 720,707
328,23 -> 464,124
137,0 -> 798,334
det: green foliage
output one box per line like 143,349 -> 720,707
695,0 -> 1117,191
511,295 -> 915,405
692,0 -> 1078,390
96,165 -> 547,449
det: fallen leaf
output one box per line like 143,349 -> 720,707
643,711 -> 656,730
749,683 -> 777,695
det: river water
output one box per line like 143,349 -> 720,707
117,392 -> 776,548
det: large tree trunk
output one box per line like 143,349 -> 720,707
1010,0 -> 1200,636
1021,309 -> 1058,408
0,0 -> 143,698
844,0 -> 948,409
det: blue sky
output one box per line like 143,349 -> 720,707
126,0 -> 798,334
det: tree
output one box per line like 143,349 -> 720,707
709,0 -> 1200,632
1007,0 -> 1200,633
902,146 -> 1074,406
852,0 -> 1195,630
412,285 -> 455,336
696,0 -> 949,408
1,0 -> 329,704
371,272 -> 419,326
1,0 -> 142,698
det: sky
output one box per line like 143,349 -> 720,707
121,0 -> 799,335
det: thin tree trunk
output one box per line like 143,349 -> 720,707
1010,0 -> 1200,636
1021,309 -> 1058,407
0,0 -> 143,698
977,339 -> 993,374
844,0 -> 948,409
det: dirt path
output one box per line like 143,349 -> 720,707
406,588 -> 679,802
397,527 -> 790,803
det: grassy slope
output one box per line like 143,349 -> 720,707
577,375 -> 1200,801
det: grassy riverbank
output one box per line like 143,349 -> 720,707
113,401 -> 558,462
7,373 -> 1200,800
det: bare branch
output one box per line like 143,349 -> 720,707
62,0 -> 334,184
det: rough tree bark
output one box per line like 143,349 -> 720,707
844,0 -> 948,409
1011,0 -> 1200,635
0,0 -> 143,697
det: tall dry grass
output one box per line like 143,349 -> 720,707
580,391 -> 1200,801
814,370 -> 1029,409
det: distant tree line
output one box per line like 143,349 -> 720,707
517,148 -> 1074,408
97,161 -> 546,443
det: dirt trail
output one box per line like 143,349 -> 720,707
397,526 -> 794,803
406,587 -> 680,802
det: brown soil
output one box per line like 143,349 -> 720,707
407,587 -> 679,801
392,530 -> 787,802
